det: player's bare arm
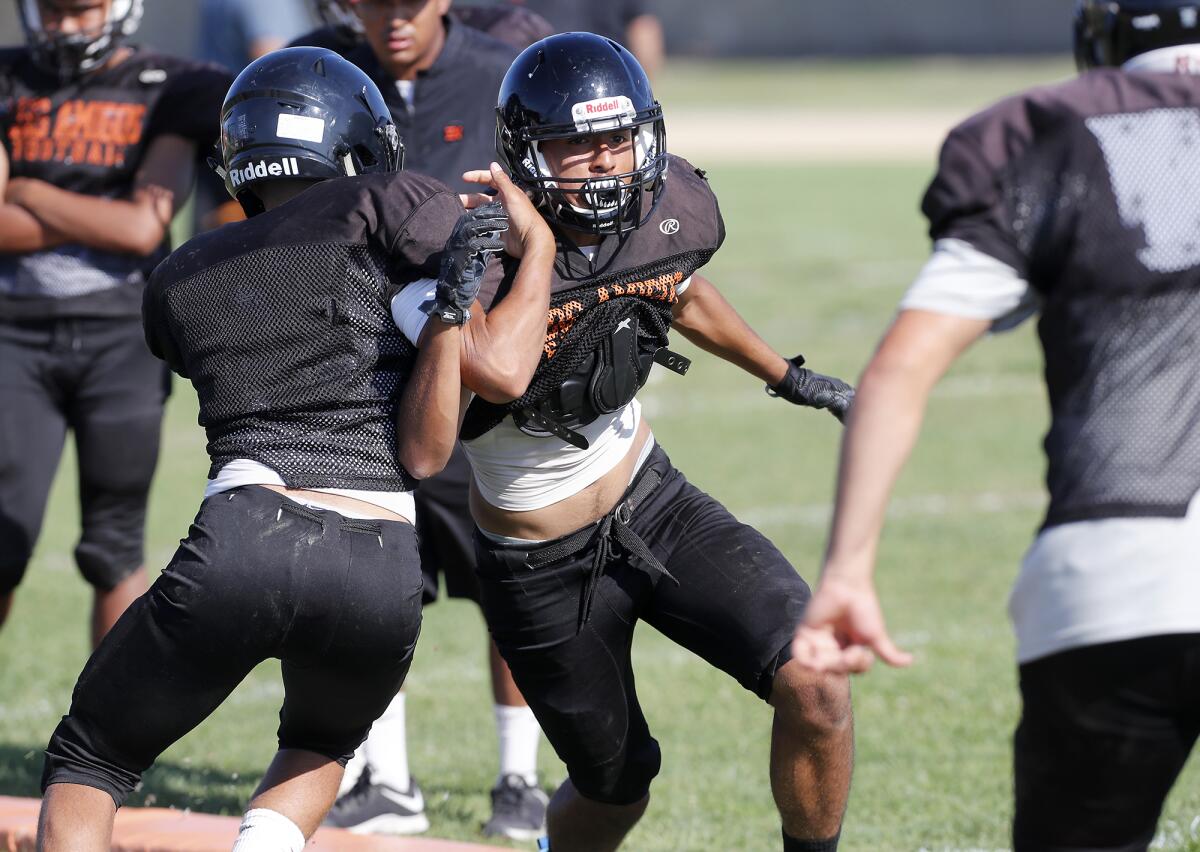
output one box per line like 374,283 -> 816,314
792,308 -> 988,674
5,133 -> 196,256
396,321 -> 465,480
458,163 -> 555,403
672,274 -> 856,421
0,142 -> 66,252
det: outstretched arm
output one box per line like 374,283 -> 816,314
672,273 -> 854,419
458,163 -> 555,403
792,309 -> 989,674
4,134 -> 195,256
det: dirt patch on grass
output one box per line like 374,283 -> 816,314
667,108 -> 967,164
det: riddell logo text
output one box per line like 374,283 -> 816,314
229,157 -> 301,187
585,99 -> 622,115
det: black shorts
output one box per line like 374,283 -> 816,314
0,316 -> 169,592
1013,634 -> 1200,851
416,444 -> 480,605
41,485 -> 424,806
474,443 -> 811,805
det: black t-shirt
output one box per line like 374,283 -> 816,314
144,171 -> 463,490
922,68 -> 1200,525
293,17 -> 515,193
0,47 -> 231,319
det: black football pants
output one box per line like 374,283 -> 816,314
475,443 -> 812,805
41,486 -> 424,806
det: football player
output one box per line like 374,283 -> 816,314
304,0 -> 552,53
792,2 -> 1200,849
36,46 -> 554,851
428,32 -> 856,852
0,0 -> 230,647
292,0 -> 555,839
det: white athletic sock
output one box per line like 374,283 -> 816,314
231,808 -> 305,852
495,703 -> 541,787
364,690 -> 412,791
337,745 -> 367,797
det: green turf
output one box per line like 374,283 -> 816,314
657,57 -> 1076,111
2,139 -> 1198,851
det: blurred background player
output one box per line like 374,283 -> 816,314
0,0 -> 230,648
792,1 -> 1200,849
515,0 -> 664,79
291,0 -> 552,840
197,0 -> 315,72
303,0 -> 551,53
457,32 -> 855,852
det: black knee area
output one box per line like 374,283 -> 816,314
572,737 -> 662,806
75,530 -> 144,591
42,716 -> 141,808
0,513 -> 36,596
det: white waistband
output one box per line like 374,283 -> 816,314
205,459 -> 416,523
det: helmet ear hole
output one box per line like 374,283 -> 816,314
353,144 -> 378,169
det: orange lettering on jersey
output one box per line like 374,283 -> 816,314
7,96 -> 145,167
541,271 -> 683,359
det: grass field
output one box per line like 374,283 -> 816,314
2,59 -> 1198,851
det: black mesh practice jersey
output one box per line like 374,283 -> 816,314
462,154 -> 725,439
0,47 -> 232,319
923,68 -> 1200,526
292,17 -> 515,193
143,172 -> 463,491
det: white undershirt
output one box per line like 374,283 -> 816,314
390,251 -> 690,512
204,459 -> 417,522
902,235 -> 1200,662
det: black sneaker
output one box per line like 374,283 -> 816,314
322,772 -> 430,835
482,774 -> 549,841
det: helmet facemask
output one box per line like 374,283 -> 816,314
502,96 -> 668,237
17,0 -> 144,81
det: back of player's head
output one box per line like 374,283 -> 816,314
1075,0 -> 1200,69
217,46 -> 403,217
16,0 -> 143,80
495,31 -> 667,236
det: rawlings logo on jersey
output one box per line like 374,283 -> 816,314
7,96 -> 146,168
228,157 -> 302,187
571,95 -> 636,132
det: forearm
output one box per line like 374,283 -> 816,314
461,238 -> 555,401
823,310 -> 989,579
0,204 -> 65,252
396,323 -> 462,479
13,182 -> 168,256
625,15 -> 664,80
672,277 -> 788,384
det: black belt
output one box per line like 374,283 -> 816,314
526,463 -> 679,631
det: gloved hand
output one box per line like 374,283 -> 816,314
434,201 -> 508,324
766,354 -> 855,423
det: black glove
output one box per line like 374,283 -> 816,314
766,354 -> 855,423
433,201 -> 508,325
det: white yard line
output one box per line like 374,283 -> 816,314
738,490 -> 1045,529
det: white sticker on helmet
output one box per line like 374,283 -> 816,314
571,96 -> 637,132
276,113 -> 325,144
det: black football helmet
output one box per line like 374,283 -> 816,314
16,0 -> 144,80
496,31 -> 667,236
216,46 -> 403,217
1074,0 -> 1200,69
